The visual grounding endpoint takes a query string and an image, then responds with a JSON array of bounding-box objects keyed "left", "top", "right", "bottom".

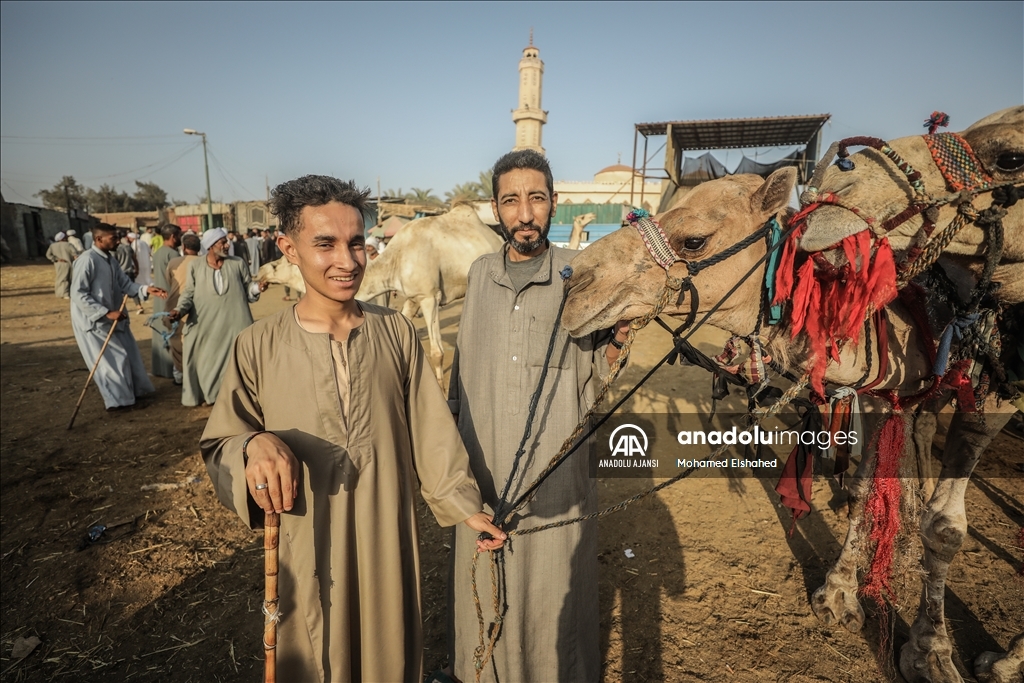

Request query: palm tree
[
  {"left": 445, "top": 182, "right": 484, "bottom": 205},
  {"left": 477, "top": 170, "right": 494, "bottom": 199},
  {"left": 408, "top": 187, "right": 443, "bottom": 206}
]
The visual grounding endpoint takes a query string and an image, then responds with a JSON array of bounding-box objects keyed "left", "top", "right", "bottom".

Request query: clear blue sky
[{"left": 1, "top": 1, "right": 1021, "bottom": 206}]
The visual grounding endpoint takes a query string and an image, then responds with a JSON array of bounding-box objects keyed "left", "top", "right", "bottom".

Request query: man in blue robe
[{"left": 70, "top": 224, "right": 167, "bottom": 409}]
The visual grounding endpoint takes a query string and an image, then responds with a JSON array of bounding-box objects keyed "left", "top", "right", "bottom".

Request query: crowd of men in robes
[
  {"left": 67, "top": 222, "right": 267, "bottom": 410},
  {"left": 54, "top": 152, "right": 629, "bottom": 681}
]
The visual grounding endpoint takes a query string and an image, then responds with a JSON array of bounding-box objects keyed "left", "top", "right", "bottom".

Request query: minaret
[{"left": 512, "top": 30, "right": 546, "bottom": 154}]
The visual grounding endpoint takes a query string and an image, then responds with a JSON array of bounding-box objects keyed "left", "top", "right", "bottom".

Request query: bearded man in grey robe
[
  {"left": 70, "top": 224, "right": 167, "bottom": 409},
  {"left": 447, "top": 150, "right": 629, "bottom": 682},
  {"left": 169, "top": 228, "right": 267, "bottom": 406},
  {"left": 150, "top": 224, "right": 182, "bottom": 378}
]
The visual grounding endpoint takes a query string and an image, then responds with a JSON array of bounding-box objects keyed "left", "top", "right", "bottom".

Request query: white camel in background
[
  {"left": 568, "top": 212, "right": 596, "bottom": 250},
  {"left": 359, "top": 204, "right": 504, "bottom": 380}
]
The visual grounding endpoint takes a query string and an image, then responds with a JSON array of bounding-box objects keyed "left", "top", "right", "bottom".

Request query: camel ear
[{"left": 749, "top": 167, "right": 797, "bottom": 216}]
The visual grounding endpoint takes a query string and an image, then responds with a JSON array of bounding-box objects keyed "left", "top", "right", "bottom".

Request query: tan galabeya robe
[{"left": 201, "top": 304, "right": 484, "bottom": 682}]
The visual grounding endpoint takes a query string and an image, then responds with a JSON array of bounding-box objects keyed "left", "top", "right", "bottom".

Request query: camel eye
[
  {"left": 995, "top": 151, "right": 1024, "bottom": 172},
  {"left": 683, "top": 237, "right": 707, "bottom": 251}
]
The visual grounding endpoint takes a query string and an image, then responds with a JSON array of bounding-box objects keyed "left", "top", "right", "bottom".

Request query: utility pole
[{"left": 184, "top": 129, "right": 214, "bottom": 232}]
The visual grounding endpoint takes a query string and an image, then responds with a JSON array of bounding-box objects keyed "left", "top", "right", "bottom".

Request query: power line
[
  {"left": 1, "top": 179, "right": 35, "bottom": 204},
  {"left": 79, "top": 143, "right": 201, "bottom": 182},
  {"left": 1, "top": 133, "right": 184, "bottom": 140},
  {"left": 206, "top": 144, "right": 259, "bottom": 199},
  {"left": 1, "top": 139, "right": 197, "bottom": 147}
]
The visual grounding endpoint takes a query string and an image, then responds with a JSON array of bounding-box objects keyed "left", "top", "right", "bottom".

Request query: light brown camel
[
  {"left": 563, "top": 149, "right": 1021, "bottom": 681},
  {"left": 568, "top": 212, "right": 596, "bottom": 250},
  {"left": 359, "top": 204, "right": 504, "bottom": 380},
  {"left": 257, "top": 256, "right": 306, "bottom": 295}
]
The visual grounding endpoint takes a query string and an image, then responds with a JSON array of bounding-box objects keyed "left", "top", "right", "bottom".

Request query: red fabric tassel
[
  {"left": 773, "top": 224, "right": 804, "bottom": 305},
  {"left": 805, "top": 283, "right": 828, "bottom": 397},
  {"left": 860, "top": 410, "right": 906, "bottom": 606},
  {"left": 774, "top": 442, "right": 814, "bottom": 529},
  {"left": 867, "top": 238, "right": 898, "bottom": 312},
  {"left": 942, "top": 362, "right": 977, "bottom": 413},
  {"left": 789, "top": 258, "right": 817, "bottom": 338}
]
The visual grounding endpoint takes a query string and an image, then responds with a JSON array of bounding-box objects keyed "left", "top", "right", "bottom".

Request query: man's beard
[{"left": 499, "top": 216, "right": 550, "bottom": 255}]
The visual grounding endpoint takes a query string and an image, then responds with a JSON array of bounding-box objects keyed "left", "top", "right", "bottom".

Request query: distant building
[
  {"left": 171, "top": 202, "right": 233, "bottom": 233},
  {"left": 234, "top": 201, "right": 280, "bottom": 234},
  {"left": 512, "top": 34, "right": 546, "bottom": 154},
  {"left": 554, "top": 164, "right": 664, "bottom": 211},
  {"left": 93, "top": 210, "right": 166, "bottom": 230},
  {"left": 0, "top": 193, "right": 96, "bottom": 259}
]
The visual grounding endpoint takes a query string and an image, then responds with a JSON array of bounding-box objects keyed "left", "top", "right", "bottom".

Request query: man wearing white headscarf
[
  {"left": 66, "top": 229, "right": 84, "bottom": 254},
  {"left": 45, "top": 232, "right": 77, "bottom": 298},
  {"left": 168, "top": 228, "right": 268, "bottom": 406}
]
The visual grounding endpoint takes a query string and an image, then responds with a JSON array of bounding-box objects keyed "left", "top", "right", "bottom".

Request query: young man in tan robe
[
  {"left": 447, "top": 150, "right": 629, "bottom": 682},
  {"left": 200, "top": 175, "right": 504, "bottom": 682}
]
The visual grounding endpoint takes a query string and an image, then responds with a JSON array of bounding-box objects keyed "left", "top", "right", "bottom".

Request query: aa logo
[{"left": 608, "top": 424, "right": 648, "bottom": 458}]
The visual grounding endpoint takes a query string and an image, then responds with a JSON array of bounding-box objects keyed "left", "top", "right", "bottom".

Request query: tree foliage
[
  {"left": 36, "top": 177, "right": 171, "bottom": 213},
  {"left": 35, "top": 176, "right": 88, "bottom": 212}
]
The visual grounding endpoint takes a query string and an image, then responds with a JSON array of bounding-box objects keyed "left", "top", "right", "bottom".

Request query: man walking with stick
[{"left": 70, "top": 223, "right": 166, "bottom": 410}]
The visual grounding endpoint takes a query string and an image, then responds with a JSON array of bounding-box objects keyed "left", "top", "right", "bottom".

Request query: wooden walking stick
[
  {"left": 263, "top": 511, "right": 281, "bottom": 683},
  {"left": 68, "top": 294, "right": 129, "bottom": 429}
]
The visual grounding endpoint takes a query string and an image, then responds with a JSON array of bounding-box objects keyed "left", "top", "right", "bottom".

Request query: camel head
[
  {"left": 799, "top": 107, "right": 1024, "bottom": 299},
  {"left": 256, "top": 256, "right": 306, "bottom": 294},
  {"left": 563, "top": 168, "right": 797, "bottom": 337},
  {"left": 568, "top": 212, "right": 598, "bottom": 250},
  {"left": 573, "top": 212, "right": 597, "bottom": 228}
]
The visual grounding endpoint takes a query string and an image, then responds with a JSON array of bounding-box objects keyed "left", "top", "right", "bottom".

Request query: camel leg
[
  {"left": 899, "top": 398, "right": 1015, "bottom": 683},
  {"left": 976, "top": 632, "right": 1024, "bottom": 683},
  {"left": 400, "top": 298, "right": 420, "bottom": 319},
  {"left": 912, "top": 398, "right": 946, "bottom": 503},
  {"left": 419, "top": 292, "right": 444, "bottom": 382},
  {"left": 811, "top": 452, "right": 872, "bottom": 632},
  {"left": 811, "top": 409, "right": 885, "bottom": 633}
]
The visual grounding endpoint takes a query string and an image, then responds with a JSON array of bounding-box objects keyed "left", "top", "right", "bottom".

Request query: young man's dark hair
[
  {"left": 161, "top": 224, "right": 182, "bottom": 241},
  {"left": 269, "top": 175, "right": 370, "bottom": 235},
  {"left": 181, "top": 232, "right": 201, "bottom": 253},
  {"left": 91, "top": 223, "right": 117, "bottom": 238},
  {"left": 491, "top": 149, "right": 554, "bottom": 200}
]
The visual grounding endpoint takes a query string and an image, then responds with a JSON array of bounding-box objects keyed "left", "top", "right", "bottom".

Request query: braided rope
[
  {"left": 897, "top": 200, "right": 980, "bottom": 286},
  {"left": 499, "top": 275, "right": 683, "bottom": 524}
]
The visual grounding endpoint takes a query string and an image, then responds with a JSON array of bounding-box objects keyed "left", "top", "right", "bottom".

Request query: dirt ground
[{"left": 1, "top": 261, "right": 1021, "bottom": 683}]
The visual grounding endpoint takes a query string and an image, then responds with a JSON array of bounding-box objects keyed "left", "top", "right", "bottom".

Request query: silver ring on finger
[{"left": 255, "top": 483, "right": 269, "bottom": 491}]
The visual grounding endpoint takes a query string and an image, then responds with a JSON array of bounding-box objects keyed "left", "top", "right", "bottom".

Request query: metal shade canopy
[{"left": 636, "top": 114, "right": 831, "bottom": 151}]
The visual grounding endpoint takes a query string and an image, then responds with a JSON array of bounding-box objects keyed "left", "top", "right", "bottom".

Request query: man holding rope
[
  {"left": 200, "top": 175, "right": 505, "bottom": 682},
  {"left": 447, "top": 150, "right": 628, "bottom": 682},
  {"left": 70, "top": 223, "right": 167, "bottom": 410}
]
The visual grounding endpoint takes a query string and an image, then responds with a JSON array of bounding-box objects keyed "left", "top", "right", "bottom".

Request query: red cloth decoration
[
  {"left": 860, "top": 408, "right": 907, "bottom": 605},
  {"left": 774, "top": 444, "right": 814, "bottom": 525}
]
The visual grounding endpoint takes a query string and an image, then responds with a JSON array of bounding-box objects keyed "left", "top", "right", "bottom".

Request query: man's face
[
  {"left": 491, "top": 168, "right": 557, "bottom": 257},
  {"left": 279, "top": 202, "right": 366, "bottom": 305},
  {"left": 93, "top": 230, "right": 118, "bottom": 252},
  {"left": 209, "top": 237, "right": 229, "bottom": 259}
]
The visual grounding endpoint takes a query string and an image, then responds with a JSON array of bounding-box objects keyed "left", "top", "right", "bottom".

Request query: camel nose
[{"left": 567, "top": 268, "right": 595, "bottom": 296}]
